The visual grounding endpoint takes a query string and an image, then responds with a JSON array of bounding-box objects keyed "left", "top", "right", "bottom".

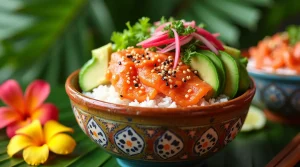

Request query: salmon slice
[
  {"left": 137, "top": 51, "right": 211, "bottom": 107},
  {"left": 107, "top": 48, "right": 212, "bottom": 106},
  {"left": 107, "top": 49, "right": 157, "bottom": 102}
]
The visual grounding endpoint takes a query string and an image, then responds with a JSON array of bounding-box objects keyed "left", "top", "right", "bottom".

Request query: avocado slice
[
  {"left": 190, "top": 52, "right": 221, "bottom": 97},
  {"left": 219, "top": 51, "right": 240, "bottom": 99},
  {"left": 199, "top": 50, "right": 226, "bottom": 94},
  {"left": 79, "top": 43, "right": 112, "bottom": 91},
  {"left": 224, "top": 45, "right": 241, "bottom": 59},
  {"left": 237, "top": 60, "right": 250, "bottom": 93}
]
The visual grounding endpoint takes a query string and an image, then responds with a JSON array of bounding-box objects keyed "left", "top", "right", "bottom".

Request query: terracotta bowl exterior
[
  {"left": 248, "top": 70, "right": 300, "bottom": 122},
  {"left": 65, "top": 70, "right": 256, "bottom": 166}
]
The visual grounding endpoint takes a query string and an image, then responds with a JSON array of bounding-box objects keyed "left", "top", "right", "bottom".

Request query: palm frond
[{"left": 0, "top": 0, "right": 272, "bottom": 84}]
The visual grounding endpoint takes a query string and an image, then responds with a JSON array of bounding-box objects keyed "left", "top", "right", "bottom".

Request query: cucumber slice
[
  {"left": 224, "top": 45, "right": 241, "bottom": 59},
  {"left": 219, "top": 51, "right": 239, "bottom": 98},
  {"left": 190, "top": 53, "right": 220, "bottom": 97},
  {"left": 199, "top": 50, "right": 226, "bottom": 94},
  {"left": 79, "top": 43, "right": 112, "bottom": 91}
]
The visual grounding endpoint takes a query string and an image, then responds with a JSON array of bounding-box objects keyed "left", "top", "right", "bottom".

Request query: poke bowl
[
  {"left": 65, "top": 17, "right": 256, "bottom": 167},
  {"left": 248, "top": 26, "right": 300, "bottom": 123}
]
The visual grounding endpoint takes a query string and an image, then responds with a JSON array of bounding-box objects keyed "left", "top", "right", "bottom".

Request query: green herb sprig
[
  {"left": 111, "top": 17, "right": 152, "bottom": 51},
  {"left": 164, "top": 20, "right": 196, "bottom": 38}
]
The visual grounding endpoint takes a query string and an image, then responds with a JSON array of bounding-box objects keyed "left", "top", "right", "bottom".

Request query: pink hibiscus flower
[{"left": 0, "top": 80, "right": 58, "bottom": 138}]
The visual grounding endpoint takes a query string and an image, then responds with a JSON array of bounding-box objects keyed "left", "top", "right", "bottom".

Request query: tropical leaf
[
  {"left": 0, "top": 0, "right": 272, "bottom": 85},
  {"left": 0, "top": 85, "right": 299, "bottom": 167}
]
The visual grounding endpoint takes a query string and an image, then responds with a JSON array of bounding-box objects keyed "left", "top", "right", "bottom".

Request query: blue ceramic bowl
[{"left": 248, "top": 69, "right": 300, "bottom": 121}]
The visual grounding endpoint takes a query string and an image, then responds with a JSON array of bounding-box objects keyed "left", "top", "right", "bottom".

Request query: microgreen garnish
[{"left": 164, "top": 20, "right": 196, "bottom": 38}]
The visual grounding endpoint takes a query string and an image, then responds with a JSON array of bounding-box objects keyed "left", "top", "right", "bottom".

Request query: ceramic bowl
[
  {"left": 65, "top": 70, "right": 256, "bottom": 167},
  {"left": 248, "top": 69, "right": 300, "bottom": 123}
]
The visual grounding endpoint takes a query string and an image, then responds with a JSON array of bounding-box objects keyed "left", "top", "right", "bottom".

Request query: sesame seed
[
  {"left": 141, "top": 86, "right": 145, "bottom": 90},
  {"left": 194, "top": 70, "right": 198, "bottom": 74},
  {"left": 185, "top": 94, "right": 189, "bottom": 98},
  {"left": 133, "top": 80, "right": 137, "bottom": 84},
  {"left": 196, "top": 84, "right": 199, "bottom": 86},
  {"left": 127, "top": 77, "right": 130, "bottom": 80},
  {"left": 112, "top": 75, "right": 116, "bottom": 79},
  {"left": 129, "top": 87, "right": 133, "bottom": 90},
  {"left": 158, "top": 59, "right": 161, "bottom": 62},
  {"left": 170, "top": 85, "right": 173, "bottom": 89},
  {"left": 174, "top": 84, "right": 178, "bottom": 88},
  {"left": 120, "top": 95, "right": 123, "bottom": 97},
  {"left": 187, "top": 69, "right": 191, "bottom": 72},
  {"left": 143, "top": 60, "right": 146, "bottom": 63},
  {"left": 168, "top": 56, "right": 172, "bottom": 59},
  {"left": 168, "top": 79, "right": 173, "bottom": 83},
  {"left": 126, "top": 72, "right": 130, "bottom": 75},
  {"left": 134, "top": 83, "right": 138, "bottom": 87},
  {"left": 166, "top": 82, "right": 169, "bottom": 86},
  {"left": 129, "top": 67, "right": 132, "bottom": 70},
  {"left": 151, "top": 58, "right": 155, "bottom": 61},
  {"left": 139, "top": 90, "right": 143, "bottom": 94},
  {"left": 118, "top": 61, "right": 122, "bottom": 65},
  {"left": 182, "top": 78, "right": 186, "bottom": 82},
  {"left": 133, "top": 76, "right": 136, "bottom": 79},
  {"left": 127, "top": 80, "right": 130, "bottom": 84},
  {"left": 139, "top": 84, "right": 142, "bottom": 87},
  {"left": 155, "top": 54, "right": 158, "bottom": 58},
  {"left": 179, "top": 62, "right": 183, "bottom": 65},
  {"left": 188, "top": 89, "right": 192, "bottom": 93},
  {"left": 151, "top": 69, "right": 155, "bottom": 73}
]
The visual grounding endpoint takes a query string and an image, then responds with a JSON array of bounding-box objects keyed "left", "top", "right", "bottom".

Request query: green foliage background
[{"left": 0, "top": 0, "right": 299, "bottom": 85}]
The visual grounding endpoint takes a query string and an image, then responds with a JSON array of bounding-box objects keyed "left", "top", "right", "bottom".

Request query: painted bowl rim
[
  {"left": 65, "top": 70, "right": 256, "bottom": 117},
  {"left": 248, "top": 69, "right": 300, "bottom": 82}
]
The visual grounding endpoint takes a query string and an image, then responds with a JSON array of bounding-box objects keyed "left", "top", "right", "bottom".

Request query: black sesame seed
[
  {"left": 134, "top": 83, "right": 139, "bottom": 87},
  {"left": 136, "top": 60, "right": 140, "bottom": 63},
  {"left": 184, "top": 79, "right": 186, "bottom": 82},
  {"left": 147, "top": 57, "right": 150, "bottom": 60},
  {"left": 118, "top": 61, "right": 122, "bottom": 65},
  {"left": 166, "top": 82, "right": 169, "bottom": 86},
  {"left": 120, "top": 95, "right": 123, "bottom": 97},
  {"left": 154, "top": 64, "right": 157, "bottom": 67},
  {"left": 126, "top": 54, "right": 132, "bottom": 58},
  {"left": 142, "top": 54, "right": 144, "bottom": 57},
  {"left": 174, "top": 85, "right": 178, "bottom": 88},
  {"left": 146, "top": 52, "right": 149, "bottom": 55}
]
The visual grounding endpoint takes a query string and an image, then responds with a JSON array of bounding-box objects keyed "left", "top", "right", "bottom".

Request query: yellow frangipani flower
[{"left": 7, "top": 120, "right": 76, "bottom": 165}]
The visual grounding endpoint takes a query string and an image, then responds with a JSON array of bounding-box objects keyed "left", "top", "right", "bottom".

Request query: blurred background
[{"left": 0, "top": 0, "right": 299, "bottom": 86}]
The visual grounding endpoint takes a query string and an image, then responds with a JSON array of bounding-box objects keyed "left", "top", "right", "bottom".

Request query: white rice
[
  {"left": 247, "top": 59, "right": 298, "bottom": 75},
  {"left": 84, "top": 85, "right": 229, "bottom": 108}
]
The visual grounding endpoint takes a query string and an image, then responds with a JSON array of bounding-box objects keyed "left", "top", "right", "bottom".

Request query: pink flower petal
[
  {"left": 6, "top": 119, "right": 31, "bottom": 138},
  {"left": 0, "top": 80, "right": 25, "bottom": 113},
  {"left": 0, "top": 107, "right": 21, "bottom": 129},
  {"left": 25, "top": 80, "right": 50, "bottom": 113},
  {"left": 31, "top": 103, "right": 59, "bottom": 124}
]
